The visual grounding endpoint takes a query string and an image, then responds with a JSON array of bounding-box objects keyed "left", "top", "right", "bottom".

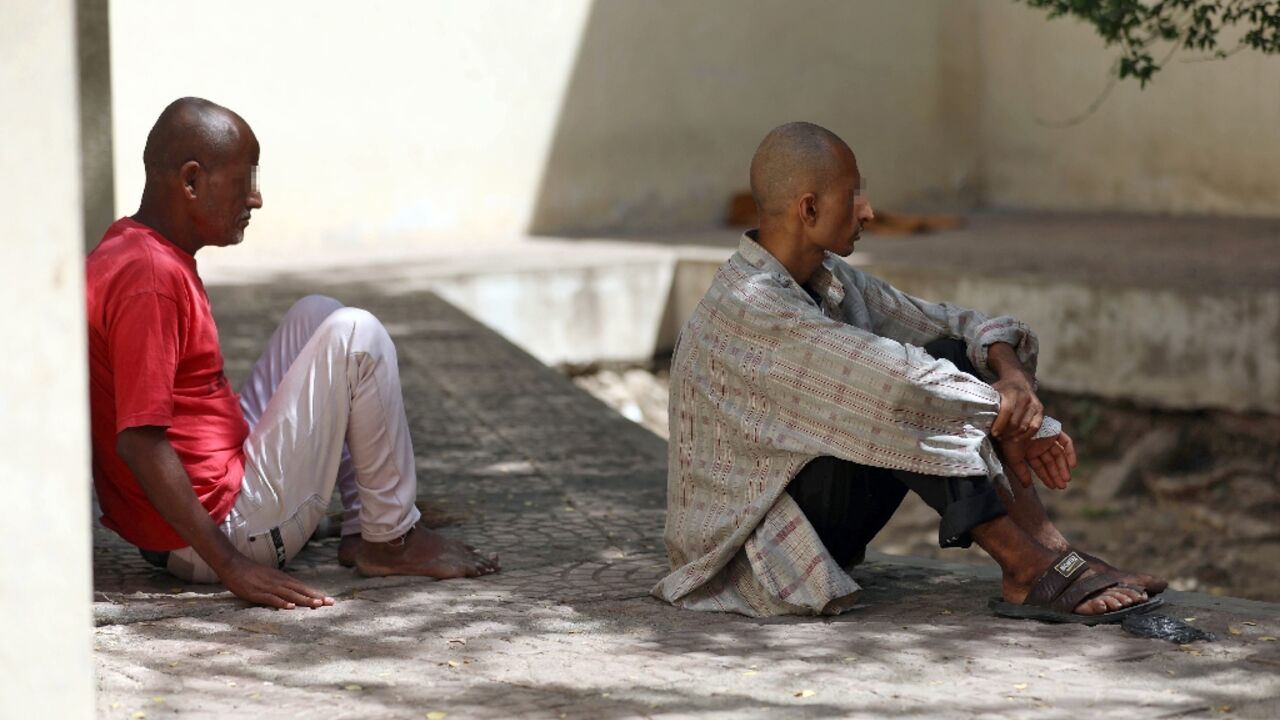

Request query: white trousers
[{"left": 166, "top": 295, "right": 422, "bottom": 583}]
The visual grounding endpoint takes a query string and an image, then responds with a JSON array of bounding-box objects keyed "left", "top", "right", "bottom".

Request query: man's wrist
[
  {"left": 987, "top": 342, "right": 1034, "bottom": 383},
  {"left": 200, "top": 535, "right": 244, "bottom": 577}
]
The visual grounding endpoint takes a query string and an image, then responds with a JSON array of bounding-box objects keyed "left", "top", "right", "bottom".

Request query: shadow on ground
[{"left": 93, "top": 283, "right": 1280, "bottom": 719}]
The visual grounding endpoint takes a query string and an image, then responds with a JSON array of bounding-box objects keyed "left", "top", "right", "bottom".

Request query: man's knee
[
  {"left": 319, "top": 306, "right": 394, "bottom": 352},
  {"left": 287, "top": 294, "right": 344, "bottom": 326}
]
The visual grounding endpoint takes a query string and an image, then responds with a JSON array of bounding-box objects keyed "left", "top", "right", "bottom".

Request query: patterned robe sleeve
[
  {"left": 760, "top": 298, "right": 1004, "bottom": 476},
  {"left": 848, "top": 268, "right": 1039, "bottom": 382}
]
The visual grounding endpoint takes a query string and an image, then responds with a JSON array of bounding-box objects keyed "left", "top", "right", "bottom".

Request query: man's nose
[
  {"left": 248, "top": 190, "right": 263, "bottom": 210},
  {"left": 860, "top": 200, "right": 875, "bottom": 223}
]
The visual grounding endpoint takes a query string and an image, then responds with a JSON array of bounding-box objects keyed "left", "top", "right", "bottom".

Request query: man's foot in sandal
[
  {"left": 990, "top": 475, "right": 1167, "bottom": 596},
  {"left": 993, "top": 549, "right": 1163, "bottom": 625},
  {"left": 1075, "top": 550, "right": 1168, "bottom": 596}
]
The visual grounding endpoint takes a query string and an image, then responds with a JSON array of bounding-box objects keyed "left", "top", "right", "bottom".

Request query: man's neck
[
  {"left": 132, "top": 203, "right": 200, "bottom": 257},
  {"left": 755, "top": 224, "right": 826, "bottom": 286}
]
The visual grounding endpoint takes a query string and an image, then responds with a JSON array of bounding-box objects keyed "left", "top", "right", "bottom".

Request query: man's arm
[
  {"left": 849, "top": 268, "right": 1040, "bottom": 382},
  {"left": 986, "top": 341, "right": 1084, "bottom": 488},
  {"left": 116, "top": 426, "right": 333, "bottom": 609},
  {"left": 986, "top": 341, "right": 1043, "bottom": 443}
]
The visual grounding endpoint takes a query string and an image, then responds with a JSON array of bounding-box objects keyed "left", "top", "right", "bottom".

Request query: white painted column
[{"left": 0, "top": 1, "right": 95, "bottom": 717}]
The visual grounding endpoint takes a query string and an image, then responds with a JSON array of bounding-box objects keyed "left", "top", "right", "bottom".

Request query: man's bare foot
[
  {"left": 338, "top": 535, "right": 360, "bottom": 568},
  {"left": 354, "top": 525, "right": 499, "bottom": 579}
]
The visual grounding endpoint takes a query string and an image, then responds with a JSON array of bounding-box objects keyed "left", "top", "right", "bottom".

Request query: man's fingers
[
  {"left": 1027, "top": 455, "right": 1057, "bottom": 489},
  {"left": 278, "top": 578, "right": 334, "bottom": 607},
  {"left": 1037, "top": 445, "right": 1070, "bottom": 489},
  {"left": 1017, "top": 409, "right": 1044, "bottom": 443},
  {"left": 1051, "top": 446, "right": 1071, "bottom": 486},
  {"left": 1061, "top": 433, "right": 1078, "bottom": 468},
  {"left": 1027, "top": 454, "right": 1048, "bottom": 482},
  {"left": 247, "top": 581, "right": 308, "bottom": 609},
  {"left": 249, "top": 589, "right": 295, "bottom": 610},
  {"left": 275, "top": 585, "right": 324, "bottom": 608},
  {"left": 991, "top": 405, "right": 1012, "bottom": 438},
  {"left": 284, "top": 578, "right": 331, "bottom": 602}
]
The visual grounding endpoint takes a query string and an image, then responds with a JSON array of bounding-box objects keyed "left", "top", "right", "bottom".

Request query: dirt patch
[{"left": 570, "top": 368, "right": 1280, "bottom": 602}]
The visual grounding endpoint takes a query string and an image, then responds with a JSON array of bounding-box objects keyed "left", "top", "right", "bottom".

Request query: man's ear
[
  {"left": 798, "top": 193, "right": 819, "bottom": 227},
  {"left": 179, "top": 160, "right": 202, "bottom": 200}
]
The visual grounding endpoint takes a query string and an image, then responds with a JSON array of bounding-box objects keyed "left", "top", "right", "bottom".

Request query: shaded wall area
[
  {"left": 531, "top": 0, "right": 1280, "bottom": 236},
  {"left": 77, "top": 0, "right": 114, "bottom": 249},
  {"left": 978, "top": 3, "right": 1280, "bottom": 217},
  {"left": 104, "top": 1, "right": 1278, "bottom": 245},
  {"left": 529, "top": 0, "right": 982, "bottom": 235}
]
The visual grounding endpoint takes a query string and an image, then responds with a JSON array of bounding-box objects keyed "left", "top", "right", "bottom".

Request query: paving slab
[{"left": 94, "top": 282, "right": 1280, "bottom": 719}]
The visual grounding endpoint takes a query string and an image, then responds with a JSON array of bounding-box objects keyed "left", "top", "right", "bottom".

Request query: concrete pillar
[{"left": 0, "top": 2, "right": 96, "bottom": 718}]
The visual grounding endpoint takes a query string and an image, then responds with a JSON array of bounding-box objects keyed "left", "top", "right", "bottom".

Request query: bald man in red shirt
[{"left": 87, "top": 97, "right": 498, "bottom": 609}]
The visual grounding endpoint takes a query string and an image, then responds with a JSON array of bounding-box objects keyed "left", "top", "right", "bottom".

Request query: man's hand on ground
[
  {"left": 999, "top": 432, "right": 1077, "bottom": 490},
  {"left": 218, "top": 555, "right": 335, "bottom": 610},
  {"left": 117, "top": 427, "right": 335, "bottom": 609}
]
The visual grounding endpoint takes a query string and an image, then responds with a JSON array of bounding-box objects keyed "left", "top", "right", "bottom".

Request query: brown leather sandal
[
  {"left": 989, "top": 550, "right": 1164, "bottom": 626},
  {"left": 1077, "top": 550, "right": 1167, "bottom": 595}
]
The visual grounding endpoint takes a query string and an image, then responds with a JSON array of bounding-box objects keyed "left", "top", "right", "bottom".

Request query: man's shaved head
[
  {"left": 133, "top": 97, "right": 262, "bottom": 254},
  {"left": 747, "top": 122, "right": 873, "bottom": 273},
  {"left": 142, "top": 97, "right": 252, "bottom": 176},
  {"left": 750, "top": 122, "right": 855, "bottom": 217}
]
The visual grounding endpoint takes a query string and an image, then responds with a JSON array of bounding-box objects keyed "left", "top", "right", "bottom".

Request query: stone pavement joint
[{"left": 93, "top": 283, "right": 1280, "bottom": 719}]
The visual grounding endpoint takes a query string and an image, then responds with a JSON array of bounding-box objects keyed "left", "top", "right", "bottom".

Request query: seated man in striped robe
[{"left": 652, "top": 122, "right": 1164, "bottom": 623}]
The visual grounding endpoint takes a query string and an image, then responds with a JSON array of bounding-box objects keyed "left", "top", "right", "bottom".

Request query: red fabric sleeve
[{"left": 110, "top": 290, "right": 181, "bottom": 432}]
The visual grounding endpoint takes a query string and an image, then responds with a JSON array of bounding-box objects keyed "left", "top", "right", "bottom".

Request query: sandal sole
[{"left": 988, "top": 596, "right": 1164, "bottom": 626}]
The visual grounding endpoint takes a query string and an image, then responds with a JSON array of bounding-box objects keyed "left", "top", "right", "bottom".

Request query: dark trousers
[{"left": 785, "top": 338, "right": 1007, "bottom": 567}]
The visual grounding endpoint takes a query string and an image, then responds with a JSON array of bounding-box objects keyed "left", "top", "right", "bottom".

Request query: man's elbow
[{"left": 116, "top": 426, "right": 165, "bottom": 466}]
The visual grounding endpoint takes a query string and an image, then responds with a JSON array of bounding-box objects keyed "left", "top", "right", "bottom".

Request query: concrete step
[{"left": 199, "top": 210, "right": 1280, "bottom": 412}]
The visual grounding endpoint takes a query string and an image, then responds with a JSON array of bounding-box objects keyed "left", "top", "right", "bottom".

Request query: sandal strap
[
  {"left": 1050, "top": 568, "right": 1127, "bottom": 614},
  {"left": 1024, "top": 551, "right": 1091, "bottom": 607}
]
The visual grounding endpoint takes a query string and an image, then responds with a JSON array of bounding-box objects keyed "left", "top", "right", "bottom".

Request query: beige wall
[
  {"left": 109, "top": 0, "right": 593, "bottom": 250},
  {"left": 108, "top": 0, "right": 981, "bottom": 247},
  {"left": 0, "top": 1, "right": 95, "bottom": 717},
  {"left": 107, "top": 1, "right": 1278, "bottom": 252},
  {"left": 528, "top": 0, "right": 983, "bottom": 233},
  {"left": 977, "top": 3, "right": 1280, "bottom": 217}
]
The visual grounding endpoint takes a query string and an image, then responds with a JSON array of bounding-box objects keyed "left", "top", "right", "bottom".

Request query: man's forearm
[
  {"left": 116, "top": 427, "right": 241, "bottom": 575},
  {"left": 986, "top": 341, "right": 1034, "bottom": 384}
]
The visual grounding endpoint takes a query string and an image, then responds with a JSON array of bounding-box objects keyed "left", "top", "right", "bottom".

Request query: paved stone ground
[{"left": 94, "top": 283, "right": 1280, "bottom": 719}]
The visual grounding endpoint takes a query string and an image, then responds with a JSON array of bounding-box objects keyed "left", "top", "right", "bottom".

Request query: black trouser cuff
[
  {"left": 936, "top": 485, "right": 1007, "bottom": 549},
  {"left": 892, "top": 469, "right": 1008, "bottom": 550}
]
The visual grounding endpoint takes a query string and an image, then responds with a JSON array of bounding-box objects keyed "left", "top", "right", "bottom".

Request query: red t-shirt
[{"left": 86, "top": 218, "right": 248, "bottom": 550}]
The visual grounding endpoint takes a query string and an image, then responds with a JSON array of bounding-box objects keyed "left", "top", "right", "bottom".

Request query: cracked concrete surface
[{"left": 94, "top": 284, "right": 1280, "bottom": 719}]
